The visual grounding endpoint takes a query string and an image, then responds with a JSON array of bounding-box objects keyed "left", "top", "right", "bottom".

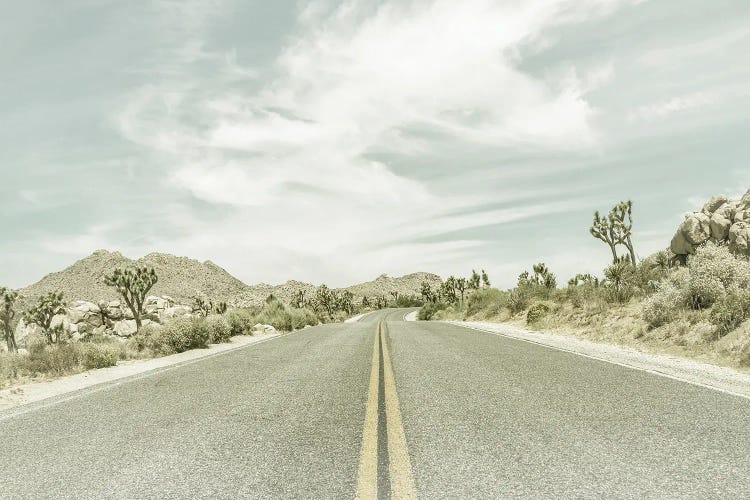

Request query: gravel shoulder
[
  {"left": 0, "top": 334, "right": 279, "bottom": 412},
  {"left": 445, "top": 320, "right": 750, "bottom": 400}
]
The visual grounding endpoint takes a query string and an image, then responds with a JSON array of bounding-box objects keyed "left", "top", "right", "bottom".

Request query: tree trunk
[
  {"left": 6, "top": 332, "right": 18, "bottom": 354},
  {"left": 626, "top": 236, "right": 637, "bottom": 266},
  {"left": 609, "top": 244, "right": 618, "bottom": 264}
]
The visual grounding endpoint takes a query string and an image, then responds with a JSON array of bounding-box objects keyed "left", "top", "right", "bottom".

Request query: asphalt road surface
[{"left": 2, "top": 309, "right": 749, "bottom": 499}]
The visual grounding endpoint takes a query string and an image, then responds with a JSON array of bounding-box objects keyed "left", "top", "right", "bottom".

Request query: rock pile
[
  {"left": 15, "top": 295, "right": 194, "bottom": 344},
  {"left": 671, "top": 189, "right": 750, "bottom": 258}
]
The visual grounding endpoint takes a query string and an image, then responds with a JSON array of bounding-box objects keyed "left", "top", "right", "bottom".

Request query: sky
[{"left": 2, "top": 0, "right": 750, "bottom": 290}]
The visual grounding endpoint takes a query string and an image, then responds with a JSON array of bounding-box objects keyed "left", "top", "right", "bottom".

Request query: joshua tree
[
  {"left": 481, "top": 269, "right": 491, "bottom": 288},
  {"left": 104, "top": 267, "right": 158, "bottom": 330},
  {"left": 441, "top": 276, "right": 458, "bottom": 304},
  {"left": 590, "top": 200, "right": 637, "bottom": 265},
  {"left": 469, "top": 270, "right": 481, "bottom": 290},
  {"left": 519, "top": 264, "right": 557, "bottom": 290},
  {"left": 420, "top": 282, "right": 436, "bottom": 304},
  {"left": 0, "top": 287, "right": 19, "bottom": 353},
  {"left": 337, "top": 291, "right": 355, "bottom": 315},
  {"left": 192, "top": 297, "right": 213, "bottom": 317},
  {"left": 290, "top": 290, "right": 306, "bottom": 309},
  {"left": 361, "top": 296, "right": 371, "bottom": 308},
  {"left": 315, "top": 285, "right": 336, "bottom": 316},
  {"left": 24, "top": 291, "right": 66, "bottom": 345},
  {"left": 567, "top": 273, "right": 599, "bottom": 287},
  {"left": 214, "top": 302, "right": 228, "bottom": 315},
  {"left": 456, "top": 277, "right": 468, "bottom": 303}
]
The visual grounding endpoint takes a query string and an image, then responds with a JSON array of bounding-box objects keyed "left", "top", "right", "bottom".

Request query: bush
[
  {"left": 226, "top": 309, "right": 254, "bottom": 336},
  {"left": 507, "top": 289, "right": 530, "bottom": 314},
  {"left": 710, "top": 287, "right": 750, "bottom": 337},
  {"left": 134, "top": 317, "right": 210, "bottom": 356},
  {"left": 603, "top": 260, "right": 638, "bottom": 303},
  {"left": 465, "top": 288, "right": 507, "bottom": 317},
  {"left": 642, "top": 282, "right": 683, "bottom": 328},
  {"left": 526, "top": 303, "right": 550, "bottom": 324},
  {"left": 205, "top": 315, "right": 231, "bottom": 343},
  {"left": 255, "top": 299, "right": 319, "bottom": 331},
  {"left": 79, "top": 343, "right": 119, "bottom": 369},
  {"left": 418, "top": 302, "right": 447, "bottom": 320}
]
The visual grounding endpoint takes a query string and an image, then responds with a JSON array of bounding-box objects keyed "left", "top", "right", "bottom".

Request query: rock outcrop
[{"left": 671, "top": 189, "right": 750, "bottom": 258}]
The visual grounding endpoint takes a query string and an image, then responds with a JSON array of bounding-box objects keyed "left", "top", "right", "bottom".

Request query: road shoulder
[
  {"left": 445, "top": 320, "right": 750, "bottom": 399},
  {"left": 0, "top": 334, "right": 279, "bottom": 412}
]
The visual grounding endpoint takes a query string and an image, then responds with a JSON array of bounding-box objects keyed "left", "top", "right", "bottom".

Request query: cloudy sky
[{"left": 2, "top": 0, "right": 749, "bottom": 289}]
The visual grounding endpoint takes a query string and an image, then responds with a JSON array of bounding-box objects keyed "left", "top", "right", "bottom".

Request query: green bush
[
  {"left": 710, "top": 287, "right": 750, "bottom": 337},
  {"left": 134, "top": 317, "right": 209, "bottom": 356},
  {"left": 205, "top": 315, "right": 231, "bottom": 343},
  {"left": 603, "top": 260, "right": 639, "bottom": 303},
  {"left": 526, "top": 303, "right": 550, "bottom": 324},
  {"left": 255, "top": 299, "right": 319, "bottom": 331},
  {"left": 642, "top": 282, "right": 683, "bottom": 328},
  {"left": 79, "top": 343, "right": 119, "bottom": 369},
  {"left": 465, "top": 288, "right": 507, "bottom": 317},
  {"left": 507, "top": 289, "right": 530, "bottom": 314},
  {"left": 418, "top": 302, "right": 447, "bottom": 320},
  {"left": 226, "top": 309, "right": 255, "bottom": 336}
]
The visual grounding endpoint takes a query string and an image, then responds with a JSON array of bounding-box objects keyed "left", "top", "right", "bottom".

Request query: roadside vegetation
[
  {"left": 1, "top": 264, "right": 425, "bottom": 389},
  {"left": 419, "top": 200, "right": 750, "bottom": 369}
]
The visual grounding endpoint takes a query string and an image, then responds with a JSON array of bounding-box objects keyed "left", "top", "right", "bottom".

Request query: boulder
[
  {"left": 679, "top": 213, "right": 711, "bottom": 246},
  {"left": 702, "top": 195, "right": 729, "bottom": 215},
  {"left": 670, "top": 230, "right": 694, "bottom": 255},
  {"left": 14, "top": 319, "right": 42, "bottom": 343},
  {"left": 66, "top": 309, "right": 86, "bottom": 325},
  {"left": 160, "top": 305, "right": 191, "bottom": 321},
  {"left": 73, "top": 301, "right": 100, "bottom": 314},
  {"left": 113, "top": 319, "right": 138, "bottom": 337},
  {"left": 729, "top": 222, "right": 750, "bottom": 256},
  {"left": 710, "top": 213, "right": 732, "bottom": 240},
  {"left": 253, "top": 323, "right": 277, "bottom": 335},
  {"left": 50, "top": 314, "right": 72, "bottom": 332},
  {"left": 740, "top": 189, "right": 750, "bottom": 209}
]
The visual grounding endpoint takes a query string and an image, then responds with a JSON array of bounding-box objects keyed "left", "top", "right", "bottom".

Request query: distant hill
[{"left": 18, "top": 250, "right": 441, "bottom": 307}]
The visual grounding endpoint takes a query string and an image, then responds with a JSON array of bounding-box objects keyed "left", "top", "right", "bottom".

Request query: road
[{"left": 2, "top": 309, "right": 750, "bottom": 499}]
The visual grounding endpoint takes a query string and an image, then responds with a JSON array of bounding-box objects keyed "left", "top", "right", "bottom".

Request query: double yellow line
[{"left": 357, "top": 322, "right": 416, "bottom": 499}]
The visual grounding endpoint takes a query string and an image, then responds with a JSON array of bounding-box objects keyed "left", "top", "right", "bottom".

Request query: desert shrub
[
  {"left": 226, "top": 309, "right": 254, "bottom": 336},
  {"left": 255, "top": 299, "right": 319, "bottom": 331},
  {"left": 79, "top": 343, "right": 119, "bottom": 369},
  {"left": 19, "top": 344, "right": 80, "bottom": 376},
  {"left": 507, "top": 289, "right": 530, "bottom": 314},
  {"left": 205, "top": 315, "right": 231, "bottom": 343},
  {"left": 418, "top": 302, "right": 447, "bottom": 320},
  {"left": 526, "top": 303, "right": 550, "bottom": 324},
  {"left": 465, "top": 288, "right": 507, "bottom": 317},
  {"left": 710, "top": 287, "right": 750, "bottom": 337},
  {"left": 642, "top": 282, "right": 684, "bottom": 328},
  {"left": 603, "top": 260, "right": 639, "bottom": 303},
  {"left": 134, "top": 317, "right": 209, "bottom": 356},
  {"left": 684, "top": 242, "right": 750, "bottom": 309}
]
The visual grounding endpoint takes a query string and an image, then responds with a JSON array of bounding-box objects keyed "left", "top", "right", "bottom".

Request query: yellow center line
[
  {"left": 356, "top": 323, "right": 381, "bottom": 499},
  {"left": 380, "top": 322, "right": 417, "bottom": 500},
  {"left": 357, "top": 321, "right": 418, "bottom": 499}
]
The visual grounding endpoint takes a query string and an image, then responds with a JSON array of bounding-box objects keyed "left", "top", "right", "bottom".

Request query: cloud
[
  {"left": 628, "top": 91, "right": 722, "bottom": 122},
  {"left": 109, "top": 0, "right": 640, "bottom": 284}
]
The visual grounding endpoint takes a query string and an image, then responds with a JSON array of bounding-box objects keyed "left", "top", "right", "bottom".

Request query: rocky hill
[
  {"left": 18, "top": 250, "right": 441, "bottom": 307},
  {"left": 671, "top": 188, "right": 750, "bottom": 258}
]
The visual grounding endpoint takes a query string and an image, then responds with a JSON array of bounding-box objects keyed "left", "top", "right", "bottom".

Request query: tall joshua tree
[
  {"left": 590, "top": 200, "right": 637, "bottom": 265},
  {"left": 0, "top": 287, "right": 19, "bottom": 353},
  {"left": 104, "top": 267, "right": 158, "bottom": 330}
]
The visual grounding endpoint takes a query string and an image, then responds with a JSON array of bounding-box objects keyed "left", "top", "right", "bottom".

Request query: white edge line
[
  {"left": 0, "top": 327, "right": 318, "bottom": 422},
  {"left": 446, "top": 321, "right": 750, "bottom": 402}
]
